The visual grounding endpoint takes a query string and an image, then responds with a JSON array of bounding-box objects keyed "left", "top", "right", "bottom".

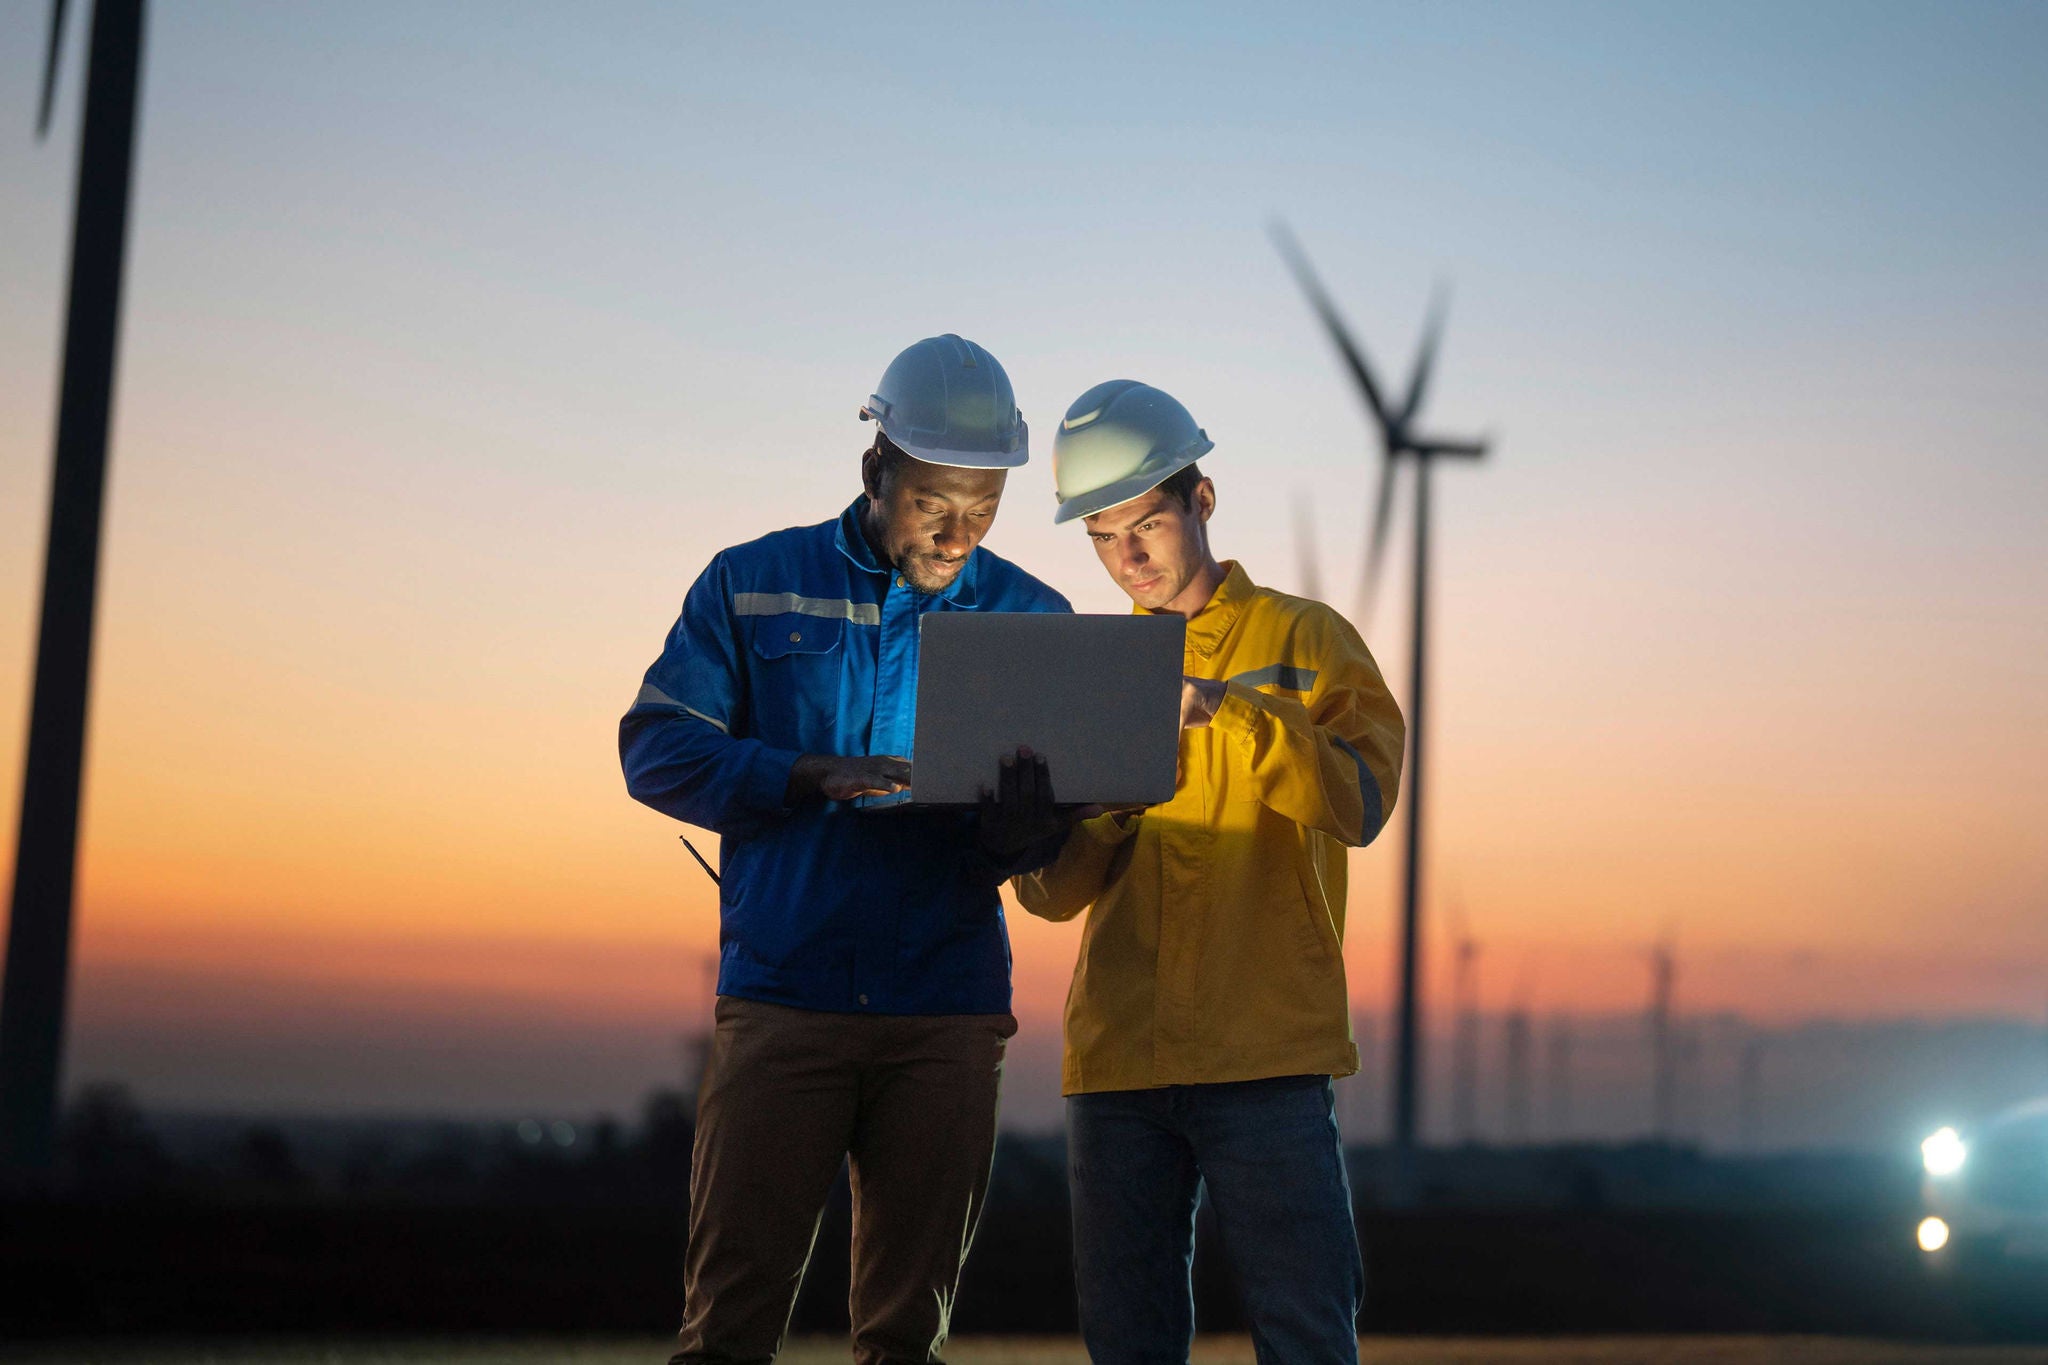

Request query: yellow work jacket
[{"left": 1013, "top": 562, "right": 1405, "bottom": 1094}]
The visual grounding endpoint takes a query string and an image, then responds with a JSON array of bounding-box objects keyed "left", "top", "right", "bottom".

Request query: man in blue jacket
[{"left": 620, "top": 335, "right": 1072, "bottom": 1365}]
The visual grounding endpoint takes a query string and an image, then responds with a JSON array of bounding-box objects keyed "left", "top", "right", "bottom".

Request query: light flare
[{"left": 1922, "top": 1126, "right": 1967, "bottom": 1177}]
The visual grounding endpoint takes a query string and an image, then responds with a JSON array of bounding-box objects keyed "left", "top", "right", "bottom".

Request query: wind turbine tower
[
  {"left": 1544, "top": 1014, "right": 1574, "bottom": 1140},
  {"left": 1448, "top": 911, "right": 1481, "bottom": 1145},
  {"left": 1647, "top": 939, "right": 1678, "bottom": 1142},
  {"left": 1274, "top": 222, "right": 1492, "bottom": 1184},
  {"left": 1737, "top": 1034, "right": 1766, "bottom": 1152},
  {"left": 2, "top": 0, "right": 149, "bottom": 1178},
  {"left": 1502, "top": 1000, "right": 1533, "bottom": 1145}
]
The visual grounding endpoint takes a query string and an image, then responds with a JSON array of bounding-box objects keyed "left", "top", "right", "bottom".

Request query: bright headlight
[
  {"left": 1922, "top": 1126, "right": 1967, "bottom": 1177},
  {"left": 1918, "top": 1216, "right": 1951, "bottom": 1252}
]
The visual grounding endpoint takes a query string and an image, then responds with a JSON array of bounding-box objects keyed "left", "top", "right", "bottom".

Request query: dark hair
[{"left": 1156, "top": 461, "right": 1205, "bottom": 510}]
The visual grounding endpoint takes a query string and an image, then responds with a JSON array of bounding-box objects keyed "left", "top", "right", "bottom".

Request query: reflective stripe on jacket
[
  {"left": 1013, "top": 561, "right": 1404, "bottom": 1092},
  {"left": 621, "top": 496, "right": 1072, "bottom": 1015}
]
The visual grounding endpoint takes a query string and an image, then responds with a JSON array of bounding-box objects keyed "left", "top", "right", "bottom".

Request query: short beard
[{"left": 894, "top": 553, "right": 964, "bottom": 595}]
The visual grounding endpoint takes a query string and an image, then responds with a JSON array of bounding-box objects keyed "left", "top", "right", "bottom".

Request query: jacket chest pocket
[
  {"left": 753, "top": 613, "right": 845, "bottom": 661},
  {"left": 749, "top": 614, "right": 848, "bottom": 744}
]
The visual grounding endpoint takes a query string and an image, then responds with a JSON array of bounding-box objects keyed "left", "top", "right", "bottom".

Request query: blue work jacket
[{"left": 620, "top": 496, "right": 1072, "bottom": 1015}]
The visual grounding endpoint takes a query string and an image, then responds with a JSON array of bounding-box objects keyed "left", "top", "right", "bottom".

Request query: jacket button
[
  {"left": 789, "top": 631, "right": 802, "bottom": 643},
  {"left": 895, "top": 576, "right": 905, "bottom": 588},
  {"left": 858, "top": 994, "right": 869, "bottom": 1006}
]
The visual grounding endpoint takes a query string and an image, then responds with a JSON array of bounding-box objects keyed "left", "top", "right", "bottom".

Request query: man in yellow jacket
[{"left": 1015, "top": 380, "right": 1405, "bottom": 1364}]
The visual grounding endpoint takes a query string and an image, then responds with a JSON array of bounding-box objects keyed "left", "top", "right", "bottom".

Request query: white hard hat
[
  {"left": 1050, "top": 380, "right": 1213, "bottom": 525},
  {"left": 859, "top": 334, "right": 1028, "bottom": 469}
]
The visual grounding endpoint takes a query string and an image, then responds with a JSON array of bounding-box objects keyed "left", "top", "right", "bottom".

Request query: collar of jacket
[
  {"left": 1136, "top": 559, "right": 1251, "bottom": 660},
  {"left": 832, "top": 495, "right": 983, "bottom": 607}
]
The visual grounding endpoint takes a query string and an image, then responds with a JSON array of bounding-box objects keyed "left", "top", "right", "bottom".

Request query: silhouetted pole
[
  {"left": 1503, "top": 1007, "right": 1532, "bottom": 1144},
  {"left": 1737, "top": 1036, "right": 1765, "bottom": 1151},
  {"left": 1647, "top": 945, "right": 1676, "bottom": 1142},
  {"left": 1449, "top": 932, "right": 1479, "bottom": 1144},
  {"left": 1673, "top": 1025, "right": 1699, "bottom": 1144},
  {"left": 1, "top": 0, "right": 148, "bottom": 1177},
  {"left": 1544, "top": 1015, "right": 1573, "bottom": 1139},
  {"left": 1391, "top": 457, "right": 1432, "bottom": 1184}
]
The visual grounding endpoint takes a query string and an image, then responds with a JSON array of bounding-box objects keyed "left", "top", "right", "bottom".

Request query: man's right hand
[{"left": 788, "top": 753, "right": 912, "bottom": 804}]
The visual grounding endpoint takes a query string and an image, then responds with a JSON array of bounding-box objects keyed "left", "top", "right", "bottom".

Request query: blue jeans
[{"left": 1067, "top": 1074, "right": 1363, "bottom": 1365}]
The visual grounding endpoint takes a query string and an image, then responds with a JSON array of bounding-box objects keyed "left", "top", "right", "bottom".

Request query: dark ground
[
  {"left": 6, "top": 1189, "right": 2044, "bottom": 1341},
  {"left": 7, "top": 1095, "right": 2046, "bottom": 1345}
]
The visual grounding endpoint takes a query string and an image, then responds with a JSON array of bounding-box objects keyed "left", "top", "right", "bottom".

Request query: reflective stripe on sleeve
[
  {"left": 1229, "top": 663, "right": 1319, "bottom": 692},
  {"left": 1333, "top": 736, "right": 1382, "bottom": 845},
  {"left": 683, "top": 705, "right": 731, "bottom": 734},
  {"left": 633, "top": 681, "right": 730, "bottom": 734}
]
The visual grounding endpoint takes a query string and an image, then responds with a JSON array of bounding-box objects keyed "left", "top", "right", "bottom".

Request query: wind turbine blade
[
  {"left": 1358, "top": 455, "right": 1398, "bottom": 625},
  {"left": 37, "top": 0, "right": 70, "bottom": 139},
  {"left": 1293, "top": 492, "right": 1324, "bottom": 602},
  {"left": 1400, "top": 280, "right": 1450, "bottom": 426},
  {"left": 1270, "top": 219, "right": 1394, "bottom": 432}
]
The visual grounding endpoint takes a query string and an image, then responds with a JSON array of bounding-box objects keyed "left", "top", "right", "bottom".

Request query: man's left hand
[{"left": 1180, "top": 675, "right": 1226, "bottom": 730}]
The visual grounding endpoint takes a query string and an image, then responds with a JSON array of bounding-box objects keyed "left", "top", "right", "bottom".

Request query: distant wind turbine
[
  {"left": 1543, "top": 1013, "right": 1574, "bottom": 1141},
  {"left": 1, "top": 0, "right": 148, "bottom": 1178},
  {"left": 1501, "top": 1006, "right": 1533, "bottom": 1146},
  {"left": 1647, "top": 934, "right": 1678, "bottom": 1143},
  {"left": 1273, "top": 220, "right": 1492, "bottom": 1184},
  {"left": 1502, "top": 959, "right": 1536, "bottom": 1145},
  {"left": 1448, "top": 906, "right": 1480, "bottom": 1146}
]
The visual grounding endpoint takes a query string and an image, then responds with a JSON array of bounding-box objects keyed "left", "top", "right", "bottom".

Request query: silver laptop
[{"left": 875, "top": 612, "right": 1186, "bottom": 809}]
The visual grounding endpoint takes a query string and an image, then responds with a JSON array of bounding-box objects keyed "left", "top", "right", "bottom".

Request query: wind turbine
[
  {"left": 1543, "top": 1013, "right": 1573, "bottom": 1141},
  {"left": 1447, "top": 898, "right": 1480, "bottom": 1145},
  {"left": 1272, "top": 221, "right": 1491, "bottom": 1184},
  {"left": 1501, "top": 958, "right": 1536, "bottom": 1145},
  {"left": 1647, "top": 934, "right": 1678, "bottom": 1143},
  {"left": 1449, "top": 925, "right": 1482, "bottom": 1146},
  {"left": 1, "top": 0, "right": 149, "bottom": 1177}
]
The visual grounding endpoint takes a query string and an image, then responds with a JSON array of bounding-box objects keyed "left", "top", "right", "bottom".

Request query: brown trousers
[{"left": 670, "top": 996, "right": 1018, "bottom": 1365}]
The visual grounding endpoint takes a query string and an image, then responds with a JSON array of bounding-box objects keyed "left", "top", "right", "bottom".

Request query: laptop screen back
[{"left": 907, "top": 612, "right": 1186, "bottom": 807}]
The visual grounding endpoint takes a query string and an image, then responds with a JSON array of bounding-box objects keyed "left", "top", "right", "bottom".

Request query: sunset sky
[{"left": 2, "top": 2, "right": 2044, "bottom": 1130}]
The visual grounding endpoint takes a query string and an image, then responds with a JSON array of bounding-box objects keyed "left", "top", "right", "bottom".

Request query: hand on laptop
[
  {"left": 789, "top": 753, "right": 912, "bottom": 803},
  {"left": 977, "top": 746, "right": 1101, "bottom": 859},
  {"left": 1180, "top": 675, "right": 1226, "bottom": 729}
]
